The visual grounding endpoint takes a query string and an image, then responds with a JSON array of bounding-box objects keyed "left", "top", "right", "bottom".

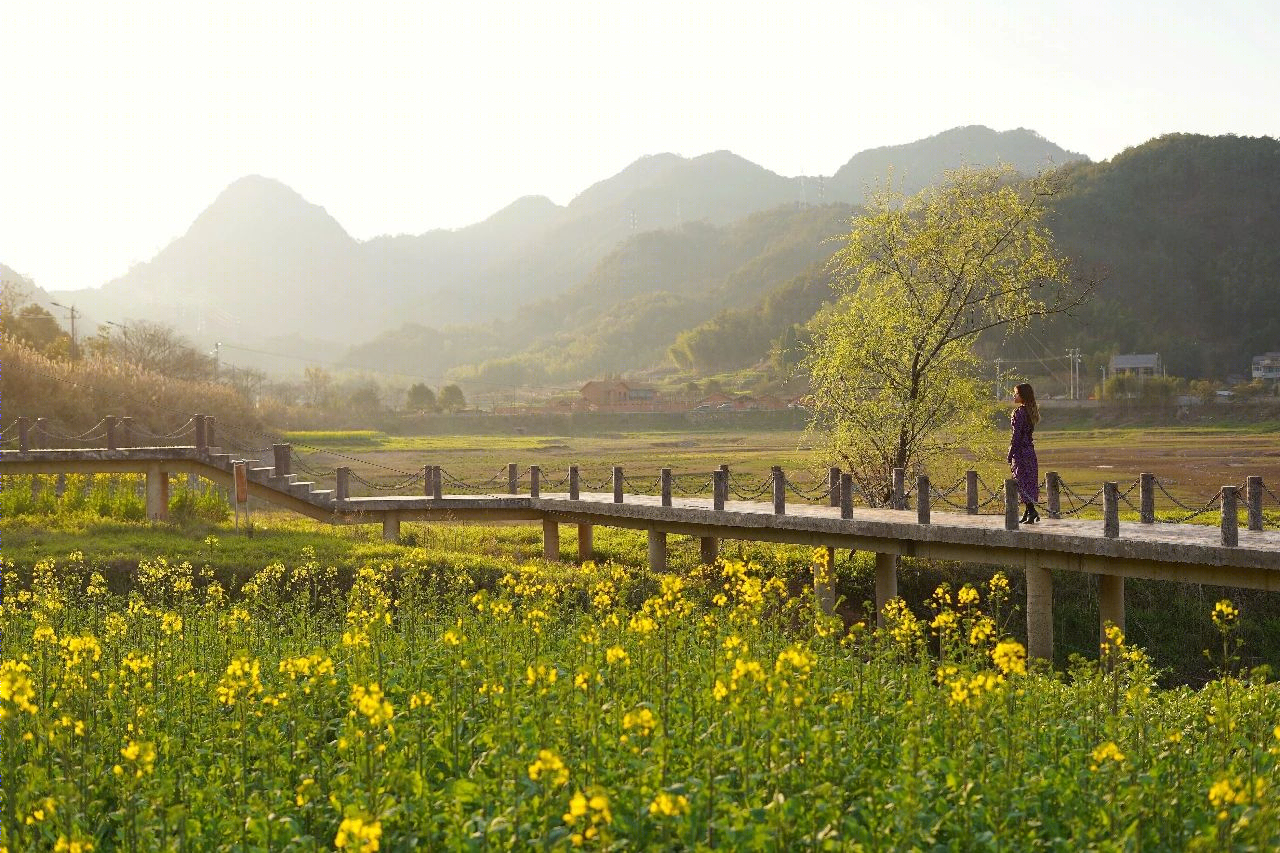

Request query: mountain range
[{"left": 38, "top": 126, "right": 1083, "bottom": 374}]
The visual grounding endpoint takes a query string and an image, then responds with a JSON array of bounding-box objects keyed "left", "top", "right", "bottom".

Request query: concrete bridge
[{"left": 3, "top": 414, "right": 1278, "bottom": 664}]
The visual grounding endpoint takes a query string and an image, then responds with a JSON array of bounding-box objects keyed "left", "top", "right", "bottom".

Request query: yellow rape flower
[
  {"left": 605, "top": 646, "right": 629, "bottom": 666},
  {"left": 1089, "top": 741, "right": 1125, "bottom": 770},
  {"left": 528, "top": 748, "right": 569, "bottom": 786},
  {"left": 349, "top": 683, "right": 394, "bottom": 728},
  {"left": 622, "top": 707, "right": 658, "bottom": 737},
  {"left": 216, "top": 655, "right": 263, "bottom": 706},
  {"left": 0, "top": 660, "right": 38, "bottom": 717},
  {"left": 649, "top": 791, "right": 690, "bottom": 817},
  {"left": 54, "top": 835, "right": 94, "bottom": 853},
  {"left": 1211, "top": 599, "right": 1238, "bottom": 630},
  {"left": 334, "top": 815, "right": 382, "bottom": 852},
  {"left": 992, "top": 640, "right": 1027, "bottom": 676}
]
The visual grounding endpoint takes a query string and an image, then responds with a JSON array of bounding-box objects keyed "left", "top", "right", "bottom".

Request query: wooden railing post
[
  {"left": 840, "top": 472, "right": 853, "bottom": 519},
  {"left": 966, "top": 470, "right": 978, "bottom": 514},
  {"left": 660, "top": 468, "right": 672, "bottom": 507},
  {"left": 569, "top": 466, "right": 580, "bottom": 500},
  {"left": 1140, "top": 473, "right": 1155, "bottom": 523},
  {"left": 1004, "top": 479, "right": 1020, "bottom": 530},
  {"left": 772, "top": 466, "right": 785, "bottom": 514},
  {"left": 17, "top": 416, "right": 30, "bottom": 452},
  {"left": 335, "top": 467, "right": 350, "bottom": 502},
  {"left": 1046, "top": 472, "right": 1061, "bottom": 519},
  {"left": 205, "top": 417, "right": 216, "bottom": 449},
  {"left": 828, "top": 466, "right": 841, "bottom": 508},
  {"left": 1103, "top": 482, "right": 1119, "bottom": 538},
  {"left": 1247, "top": 476, "right": 1263, "bottom": 532},
  {"left": 530, "top": 465, "right": 541, "bottom": 498},
  {"left": 713, "top": 469, "right": 727, "bottom": 511},
  {"left": 892, "top": 467, "right": 905, "bottom": 510},
  {"left": 424, "top": 465, "right": 434, "bottom": 497},
  {"left": 1221, "top": 486, "right": 1239, "bottom": 547},
  {"left": 272, "top": 444, "right": 291, "bottom": 477},
  {"left": 612, "top": 466, "right": 623, "bottom": 503},
  {"left": 194, "top": 415, "right": 207, "bottom": 454},
  {"left": 432, "top": 465, "right": 443, "bottom": 500},
  {"left": 917, "top": 475, "right": 930, "bottom": 524},
  {"left": 508, "top": 462, "right": 518, "bottom": 495}
]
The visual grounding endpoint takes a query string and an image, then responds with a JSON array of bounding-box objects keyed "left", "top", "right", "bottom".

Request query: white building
[
  {"left": 1109, "top": 353, "right": 1163, "bottom": 378},
  {"left": 1252, "top": 352, "right": 1280, "bottom": 381}
]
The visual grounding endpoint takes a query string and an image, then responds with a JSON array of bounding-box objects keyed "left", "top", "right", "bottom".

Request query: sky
[{"left": 2, "top": 0, "right": 1276, "bottom": 294}]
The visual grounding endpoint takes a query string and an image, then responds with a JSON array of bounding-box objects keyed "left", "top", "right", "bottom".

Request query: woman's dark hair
[{"left": 1016, "top": 382, "right": 1040, "bottom": 426}]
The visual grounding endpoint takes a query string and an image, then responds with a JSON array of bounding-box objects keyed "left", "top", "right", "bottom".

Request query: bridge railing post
[
  {"left": 432, "top": 465, "right": 442, "bottom": 500},
  {"left": 772, "top": 466, "right": 785, "bottom": 515},
  {"left": 892, "top": 467, "right": 905, "bottom": 510},
  {"left": 612, "top": 466, "right": 623, "bottom": 503},
  {"left": 713, "top": 469, "right": 727, "bottom": 511},
  {"left": 508, "top": 462, "right": 518, "bottom": 495},
  {"left": 194, "top": 415, "right": 207, "bottom": 454},
  {"left": 530, "top": 465, "right": 541, "bottom": 498},
  {"left": 1140, "top": 473, "right": 1155, "bottom": 523},
  {"left": 272, "top": 444, "right": 291, "bottom": 477},
  {"left": 660, "top": 468, "right": 672, "bottom": 507},
  {"left": 205, "top": 417, "right": 216, "bottom": 450},
  {"left": 18, "top": 416, "right": 30, "bottom": 452},
  {"left": 1247, "top": 476, "right": 1263, "bottom": 532},
  {"left": 569, "top": 466, "right": 580, "bottom": 500},
  {"left": 424, "top": 465, "right": 434, "bottom": 497},
  {"left": 1221, "top": 486, "right": 1239, "bottom": 547},
  {"left": 828, "top": 466, "right": 841, "bottom": 508},
  {"left": 917, "top": 475, "right": 930, "bottom": 524},
  {"left": 840, "top": 472, "right": 853, "bottom": 519},
  {"left": 335, "top": 467, "right": 350, "bottom": 502},
  {"left": 105, "top": 416, "right": 118, "bottom": 451},
  {"left": 966, "top": 470, "right": 978, "bottom": 515},
  {"left": 1004, "top": 479, "right": 1020, "bottom": 530},
  {"left": 1103, "top": 482, "right": 1119, "bottom": 538},
  {"left": 1046, "top": 472, "right": 1061, "bottom": 519}
]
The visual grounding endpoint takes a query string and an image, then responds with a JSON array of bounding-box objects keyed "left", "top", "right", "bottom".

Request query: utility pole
[
  {"left": 213, "top": 341, "right": 221, "bottom": 380},
  {"left": 993, "top": 358, "right": 1003, "bottom": 399},
  {"left": 50, "top": 301, "right": 80, "bottom": 357}
]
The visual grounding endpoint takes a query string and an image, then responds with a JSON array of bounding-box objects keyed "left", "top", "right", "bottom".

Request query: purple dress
[{"left": 1007, "top": 406, "right": 1039, "bottom": 504}]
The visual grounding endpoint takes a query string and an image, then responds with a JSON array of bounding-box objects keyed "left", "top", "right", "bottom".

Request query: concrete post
[
  {"left": 105, "top": 416, "right": 118, "bottom": 451},
  {"left": 17, "top": 417, "right": 30, "bottom": 452},
  {"left": 660, "top": 468, "right": 672, "bottom": 507},
  {"left": 828, "top": 467, "right": 841, "bottom": 508},
  {"left": 55, "top": 473, "right": 66, "bottom": 498},
  {"left": 1103, "top": 482, "right": 1119, "bottom": 538},
  {"left": 647, "top": 530, "right": 667, "bottom": 572},
  {"left": 1026, "top": 565, "right": 1054, "bottom": 662},
  {"left": 542, "top": 517, "right": 560, "bottom": 561},
  {"left": 713, "top": 469, "right": 727, "bottom": 511},
  {"left": 508, "top": 463, "right": 518, "bottom": 495},
  {"left": 966, "top": 470, "right": 978, "bottom": 515},
  {"left": 1221, "top": 486, "right": 1239, "bottom": 547},
  {"left": 874, "top": 553, "right": 898, "bottom": 627},
  {"left": 424, "top": 465, "right": 434, "bottom": 496},
  {"left": 892, "top": 467, "right": 905, "bottom": 510},
  {"left": 1247, "top": 476, "right": 1263, "bottom": 532},
  {"left": 194, "top": 415, "right": 207, "bottom": 453},
  {"left": 1139, "top": 473, "right": 1155, "bottom": 523},
  {"left": 432, "top": 465, "right": 442, "bottom": 500},
  {"left": 700, "top": 536, "right": 718, "bottom": 565},
  {"left": 530, "top": 465, "right": 541, "bottom": 498},
  {"left": 1098, "top": 574, "right": 1125, "bottom": 641},
  {"left": 840, "top": 473, "right": 853, "bottom": 519},
  {"left": 816, "top": 547, "right": 836, "bottom": 616},
  {"left": 1004, "top": 479, "right": 1020, "bottom": 530},
  {"left": 772, "top": 466, "right": 785, "bottom": 514},
  {"left": 382, "top": 512, "right": 400, "bottom": 543},
  {"left": 577, "top": 523, "right": 594, "bottom": 563},
  {"left": 917, "top": 475, "right": 930, "bottom": 524},
  {"left": 335, "top": 467, "right": 350, "bottom": 502},
  {"left": 1046, "top": 472, "right": 1061, "bottom": 519},
  {"left": 272, "top": 444, "right": 291, "bottom": 477},
  {"left": 612, "top": 466, "right": 624, "bottom": 503},
  {"left": 569, "top": 466, "right": 580, "bottom": 500},
  {"left": 205, "top": 417, "right": 216, "bottom": 450},
  {"left": 146, "top": 463, "right": 169, "bottom": 522}
]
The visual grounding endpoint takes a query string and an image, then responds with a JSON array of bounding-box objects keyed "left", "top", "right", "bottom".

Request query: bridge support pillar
[
  {"left": 699, "top": 536, "right": 718, "bottom": 565},
  {"left": 146, "top": 464, "right": 169, "bottom": 522},
  {"left": 874, "top": 553, "right": 897, "bottom": 627},
  {"left": 647, "top": 530, "right": 667, "bottom": 573},
  {"left": 816, "top": 547, "right": 836, "bottom": 616},
  {"left": 577, "top": 524, "right": 594, "bottom": 563},
  {"left": 542, "top": 518, "right": 560, "bottom": 561},
  {"left": 382, "top": 512, "right": 400, "bottom": 543},
  {"left": 1026, "top": 565, "right": 1054, "bottom": 662},
  {"left": 1098, "top": 575, "right": 1125, "bottom": 641}
]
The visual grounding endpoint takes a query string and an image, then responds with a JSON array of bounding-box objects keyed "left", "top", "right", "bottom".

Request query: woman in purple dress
[{"left": 1007, "top": 382, "right": 1041, "bottom": 523}]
